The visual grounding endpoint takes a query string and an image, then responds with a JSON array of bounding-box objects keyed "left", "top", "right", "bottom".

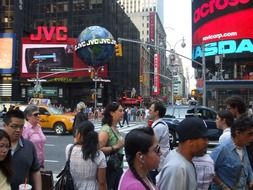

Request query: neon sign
[
  {"left": 193, "top": 38, "right": 253, "bottom": 59},
  {"left": 30, "top": 26, "right": 68, "bottom": 41}
]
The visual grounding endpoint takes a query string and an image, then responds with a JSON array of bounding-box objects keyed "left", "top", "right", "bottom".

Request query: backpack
[{"left": 152, "top": 121, "right": 174, "bottom": 150}]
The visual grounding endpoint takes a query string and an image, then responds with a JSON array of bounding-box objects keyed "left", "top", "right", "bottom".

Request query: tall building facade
[
  {"left": 0, "top": 0, "right": 140, "bottom": 109},
  {"left": 118, "top": 0, "right": 169, "bottom": 103}
]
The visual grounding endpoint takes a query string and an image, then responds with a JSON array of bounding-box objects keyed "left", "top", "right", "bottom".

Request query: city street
[{"left": 0, "top": 119, "right": 218, "bottom": 182}]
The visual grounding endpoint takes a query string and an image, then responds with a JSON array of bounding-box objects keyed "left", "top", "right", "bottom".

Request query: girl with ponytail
[
  {"left": 65, "top": 120, "right": 107, "bottom": 190},
  {"left": 118, "top": 127, "right": 161, "bottom": 190}
]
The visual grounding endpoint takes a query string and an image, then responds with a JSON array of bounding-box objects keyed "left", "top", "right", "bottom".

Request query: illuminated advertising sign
[
  {"left": 149, "top": 12, "right": 155, "bottom": 42},
  {"left": 192, "top": 0, "right": 253, "bottom": 61},
  {"left": 22, "top": 43, "right": 74, "bottom": 73},
  {"left": 153, "top": 53, "right": 160, "bottom": 95},
  {"left": 21, "top": 26, "right": 108, "bottom": 78},
  {"left": 0, "top": 33, "right": 15, "bottom": 74},
  {"left": 30, "top": 26, "right": 68, "bottom": 41}
]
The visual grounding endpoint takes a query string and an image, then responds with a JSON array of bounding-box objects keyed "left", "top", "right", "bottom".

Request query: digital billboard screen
[
  {"left": 192, "top": 0, "right": 253, "bottom": 61},
  {"left": 0, "top": 33, "right": 15, "bottom": 73},
  {"left": 21, "top": 38, "right": 108, "bottom": 78},
  {"left": 22, "top": 44, "right": 73, "bottom": 73}
]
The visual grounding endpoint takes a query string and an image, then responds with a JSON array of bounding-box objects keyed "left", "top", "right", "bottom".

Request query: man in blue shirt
[
  {"left": 3, "top": 110, "right": 41, "bottom": 190},
  {"left": 210, "top": 116, "right": 253, "bottom": 190}
]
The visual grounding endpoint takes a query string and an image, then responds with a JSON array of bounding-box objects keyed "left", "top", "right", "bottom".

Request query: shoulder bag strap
[
  {"left": 152, "top": 121, "right": 167, "bottom": 143},
  {"left": 56, "top": 144, "right": 76, "bottom": 178},
  {"left": 110, "top": 127, "right": 119, "bottom": 141},
  {"left": 66, "top": 144, "right": 75, "bottom": 166},
  {"left": 152, "top": 121, "right": 166, "bottom": 129}
]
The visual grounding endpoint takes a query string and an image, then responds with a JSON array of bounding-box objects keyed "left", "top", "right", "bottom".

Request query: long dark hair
[
  {"left": 76, "top": 120, "right": 99, "bottom": 161},
  {"left": 0, "top": 129, "right": 12, "bottom": 183},
  {"left": 125, "top": 127, "right": 155, "bottom": 190},
  {"left": 102, "top": 102, "right": 121, "bottom": 126}
]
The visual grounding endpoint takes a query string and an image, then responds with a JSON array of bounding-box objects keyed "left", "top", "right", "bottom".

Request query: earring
[{"left": 140, "top": 155, "right": 144, "bottom": 163}]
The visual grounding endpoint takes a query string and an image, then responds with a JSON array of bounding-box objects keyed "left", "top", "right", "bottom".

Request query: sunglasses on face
[
  {"left": 32, "top": 113, "right": 40, "bottom": 117},
  {"left": 152, "top": 144, "right": 161, "bottom": 154}
]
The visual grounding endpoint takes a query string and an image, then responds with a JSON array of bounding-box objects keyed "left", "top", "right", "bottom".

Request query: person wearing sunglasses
[
  {"left": 157, "top": 117, "right": 210, "bottom": 190},
  {"left": 3, "top": 109, "right": 41, "bottom": 190},
  {"left": 118, "top": 127, "right": 161, "bottom": 190},
  {"left": 23, "top": 104, "right": 46, "bottom": 168},
  {"left": 0, "top": 129, "right": 12, "bottom": 190}
]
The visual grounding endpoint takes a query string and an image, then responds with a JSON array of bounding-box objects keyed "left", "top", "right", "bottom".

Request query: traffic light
[
  {"left": 115, "top": 43, "right": 123, "bottom": 57},
  {"left": 91, "top": 93, "right": 95, "bottom": 100},
  {"left": 139, "top": 75, "right": 143, "bottom": 83}
]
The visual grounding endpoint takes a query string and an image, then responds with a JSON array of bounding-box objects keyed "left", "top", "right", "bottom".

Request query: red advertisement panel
[
  {"left": 20, "top": 38, "right": 108, "bottom": 78},
  {"left": 192, "top": 0, "right": 253, "bottom": 61},
  {"left": 153, "top": 53, "right": 160, "bottom": 95},
  {"left": 149, "top": 12, "right": 155, "bottom": 42}
]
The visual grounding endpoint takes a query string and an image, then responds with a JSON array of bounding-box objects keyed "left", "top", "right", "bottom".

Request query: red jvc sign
[{"left": 30, "top": 26, "right": 68, "bottom": 41}]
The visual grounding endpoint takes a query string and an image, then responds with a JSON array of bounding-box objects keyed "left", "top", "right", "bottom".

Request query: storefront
[{"left": 206, "top": 80, "right": 253, "bottom": 110}]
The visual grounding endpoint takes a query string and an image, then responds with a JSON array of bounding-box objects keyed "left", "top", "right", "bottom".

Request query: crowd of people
[{"left": 0, "top": 96, "right": 253, "bottom": 190}]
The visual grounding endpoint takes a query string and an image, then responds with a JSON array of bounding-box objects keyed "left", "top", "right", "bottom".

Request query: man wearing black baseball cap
[{"left": 157, "top": 117, "right": 209, "bottom": 190}]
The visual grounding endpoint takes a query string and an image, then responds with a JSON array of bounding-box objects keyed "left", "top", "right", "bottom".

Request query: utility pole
[{"left": 202, "top": 43, "right": 206, "bottom": 107}]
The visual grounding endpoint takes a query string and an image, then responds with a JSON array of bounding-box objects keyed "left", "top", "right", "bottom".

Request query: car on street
[
  {"left": 15, "top": 105, "right": 74, "bottom": 135},
  {"left": 163, "top": 105, "right": 221, "bottom": 146}
]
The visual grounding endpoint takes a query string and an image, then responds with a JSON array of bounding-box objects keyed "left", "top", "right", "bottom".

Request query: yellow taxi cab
[{"left": 15, "top": 104, "right": 74, "bottom": 135}]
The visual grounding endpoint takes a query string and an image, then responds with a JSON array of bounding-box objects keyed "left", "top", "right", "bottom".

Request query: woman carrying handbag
[
  {"left": 99, "top": 102, "right": 125, "bottom": 190},
  {"left": 65, "top": 120, "right": 107, "bottom": 190}
]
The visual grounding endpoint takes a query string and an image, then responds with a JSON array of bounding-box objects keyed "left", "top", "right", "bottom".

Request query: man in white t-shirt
[
  {"left": 148, "top": 101, "right": 170, "bottom": 184},
  {"left": 157, "top": 117, "right": 210, "bottom": 190}
]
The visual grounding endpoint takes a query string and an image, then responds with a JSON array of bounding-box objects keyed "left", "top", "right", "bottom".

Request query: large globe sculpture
[{"left": 75, "top": 26, "right": 116, "bottom": 66}]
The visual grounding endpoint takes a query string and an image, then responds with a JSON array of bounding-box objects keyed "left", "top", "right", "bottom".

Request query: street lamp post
[
  {"left": 30, "top": 58, "right": 44, "bottom": 98},
  {"left": 167, "top": 38, "right": 186, "bottom": 106},
  {"left": 88, "top": 66, "right": 104, "bottom": 110},
  {"left": 201, "top": 43, "right": 206, "bottom": 107}
]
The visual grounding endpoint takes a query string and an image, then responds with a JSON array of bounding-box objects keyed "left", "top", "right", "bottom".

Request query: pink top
[
  {"left": 22, "top": 122, "right": 46, "bottom": 167},
  {"left": 118, "top": 169, "right": 157, "bottom": 190}
]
